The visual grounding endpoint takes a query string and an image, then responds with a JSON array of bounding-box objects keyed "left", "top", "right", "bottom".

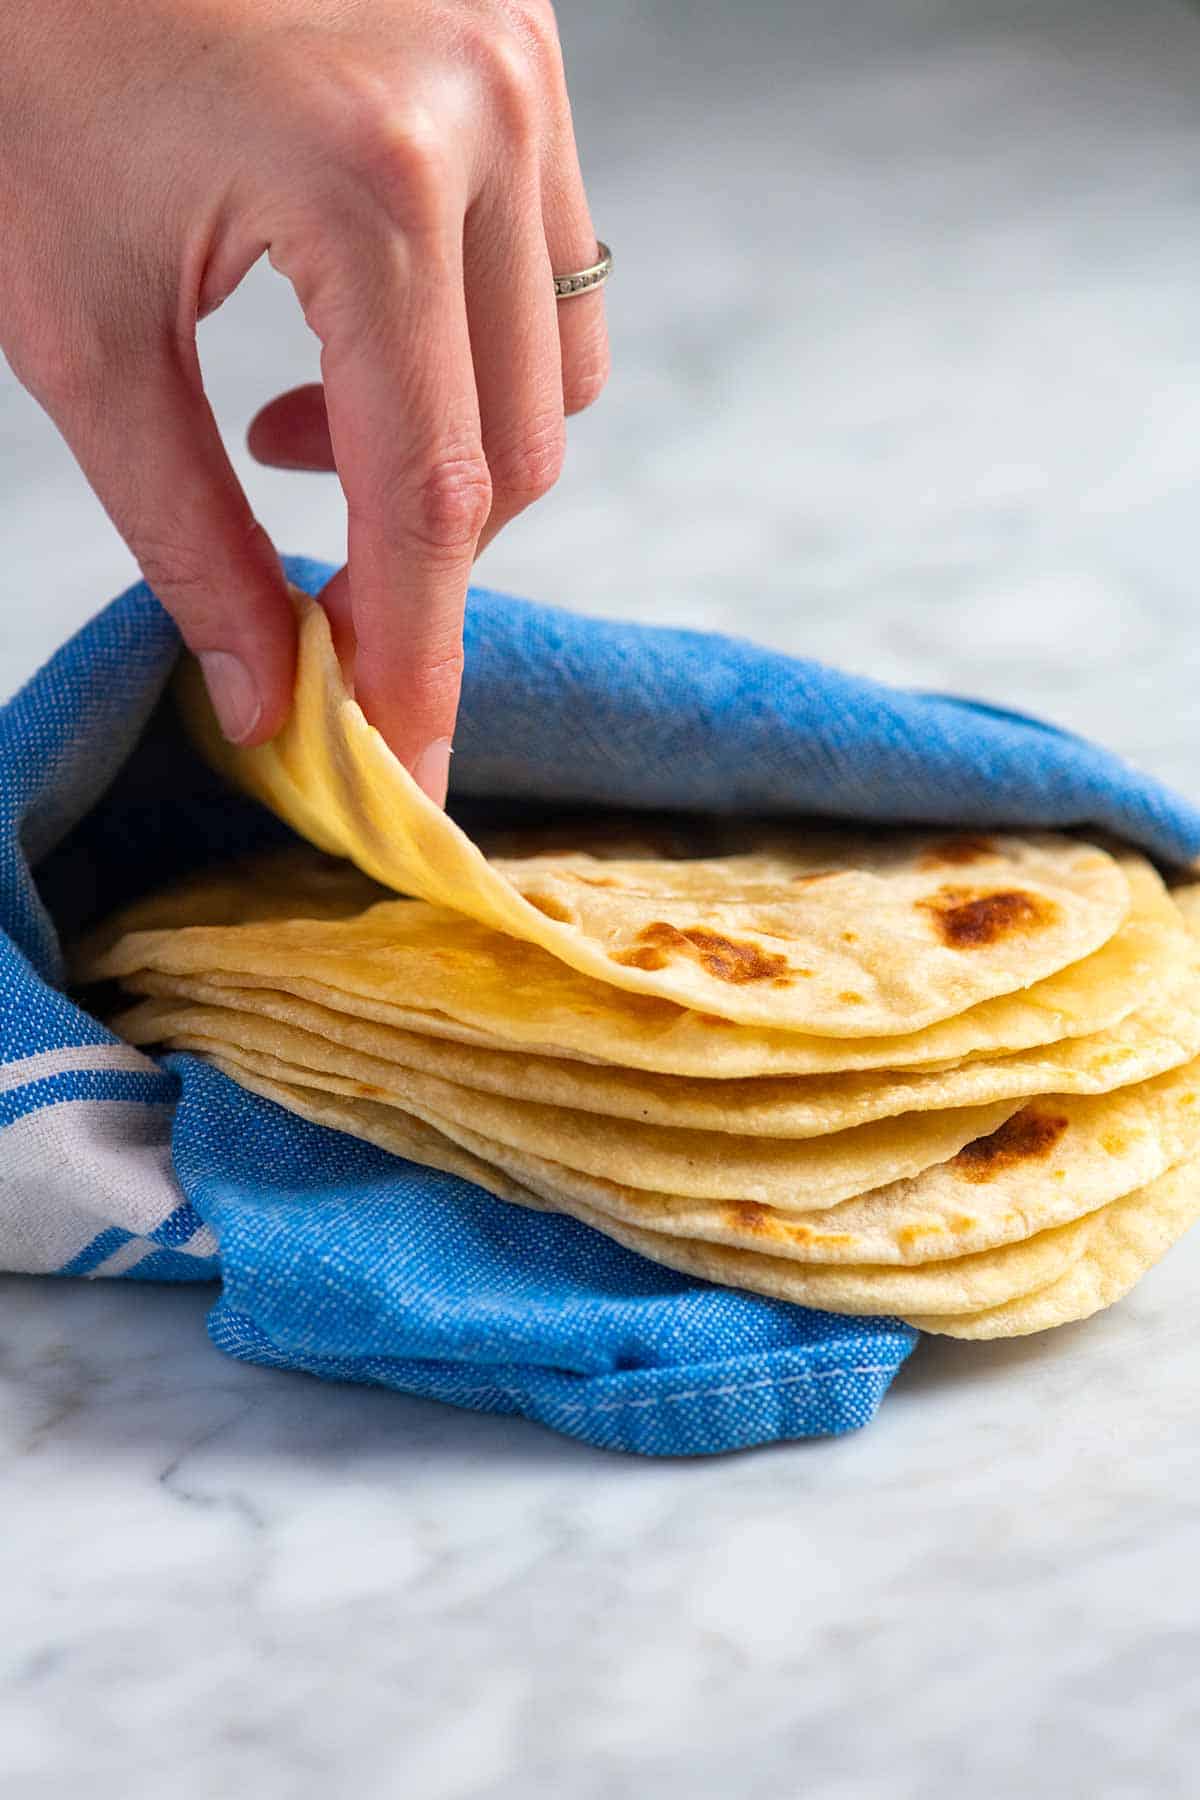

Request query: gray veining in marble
[{"left": 5, "top": 1, "right": 1200, "bottom": 1793}]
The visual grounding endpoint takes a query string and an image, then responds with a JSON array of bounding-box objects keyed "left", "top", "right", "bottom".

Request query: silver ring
[{"left": 554, "top": 241, "right": 612, "bottom": 301}]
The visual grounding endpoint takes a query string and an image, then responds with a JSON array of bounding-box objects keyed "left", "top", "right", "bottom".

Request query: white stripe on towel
[
  {"left": 0, "top": 1042, "right": 160, "bottom": 1096},
  {"left": 0, "top": 1098, "right": 182, "bottom": 1273}
]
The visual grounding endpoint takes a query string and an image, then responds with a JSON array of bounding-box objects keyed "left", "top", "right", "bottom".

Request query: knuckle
[
  {"left": 562, "top": 337, "right": 611, "bottom": 415},
  {"left": 133, "top": 517, "right": 271, "bottom": 631},
  {"left": 503, "top": 1, "right": 564, "bottom": 71},
  {"left": 133, "top": 531, "right": 217, "bottom": 613},
  {"left": 489, "top": 410, "right": 565, "bottom": 507},
  {"left": 365, "top": 633, "right": 465, "bottom": 715},
  {"left": 360, "top": 112, "right": 449, "bottom": 228},
  {"left": 17, "top": 350, "right": 72, "bottom": 414},
  {"left": 379, "top": 113, "right": 448, "bottom": 213},
  {"left": 418, "top": 640, "right": 467, "bottom": 692},
  {"left": 472, "top": 28, "right": 542, "bottom": 142},
  {"left": 410, "top": 454, "right": 494, "bottom": 552},
  {"left": 486, "top": 30, "right": 540, "bottom": 107},
  {"left": 301, "top": 67, "right": 449, "bottom": 227},
  {"left": 19, "top": 326, "right": 105, "bottom": 416}
]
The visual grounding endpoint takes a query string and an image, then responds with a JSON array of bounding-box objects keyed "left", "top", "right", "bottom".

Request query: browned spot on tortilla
[
  {"left": 524, "top": 890, "right": 574, "bottom": 923},
  {"left": 898, "top": 1222, "right": 945, "bottom": 1246},
  {"left": 842, "top": 930, "right": 859, "bottom": 944},
  {"left": 612, "top": 922, "right": 789, "bottom": 984},
  {"left": 611, "top": 944, "right": 671, "bottom": 972},
  {"left": 919, "top": 884, "right": 1059, "bottom": 948},
  {"left": 698, "top": 1013, "right": 736, "bottom": 1027},
  {"left": 839, "top": 990, "right": 865, "bottom": 1005},
  {"left": 950, "top": 1214, "right": 978, "bottom": 1233},
  {"left": 682, "top": 927, "right": 790, "bottom": 984},
  {"left": 917, "top": 835, "right": 1000, "bottom": 870},
  {"left": 725, "top": 1201, "right": 772, "bottom": 1235},
  {"left": 952, "top": 1107, "right": 1070, "bottom": 1183},
  {"left": 791, "top": 870, "right": 837, "bottom": 886},
  {"left": 1101, "top": 1130, "right": 1131, "bottom": 1156},
  {"left": 783, "top": 1222, "right": 855, "bottom": 1249}
]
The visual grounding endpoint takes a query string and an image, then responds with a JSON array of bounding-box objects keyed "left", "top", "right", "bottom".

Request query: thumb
[{"left": 59, "top": 341, "right": 296, "bottom": 744}]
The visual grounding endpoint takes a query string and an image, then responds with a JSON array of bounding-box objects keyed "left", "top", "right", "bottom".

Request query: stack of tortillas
[{"left": 74, "top": 596, "right": 1200, "bottom": 1339}]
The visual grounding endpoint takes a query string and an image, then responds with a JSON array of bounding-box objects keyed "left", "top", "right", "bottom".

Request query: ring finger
[{"left": 465, "top": 156, "right": 566, "bottom": 557}]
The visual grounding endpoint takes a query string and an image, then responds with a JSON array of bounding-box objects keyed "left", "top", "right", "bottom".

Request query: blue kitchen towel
[{"left": 4, "top": 554, "right": 1200, "bottom": 1455}]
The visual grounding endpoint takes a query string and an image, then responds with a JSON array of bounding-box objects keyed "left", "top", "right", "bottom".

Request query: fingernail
[
  {"left": 198, "top": 651, "right": 262, "bottom": 744},
  {"left": 413, "top": 736, "right": 453, "bottom": 805}
]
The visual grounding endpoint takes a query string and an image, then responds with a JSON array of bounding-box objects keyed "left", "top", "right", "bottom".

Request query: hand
[{"left": 0, "top": 0, "right": 608, "bottom": 801}]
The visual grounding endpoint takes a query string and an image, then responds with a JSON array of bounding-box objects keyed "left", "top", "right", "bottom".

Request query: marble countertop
[{"left": 5, "top": 1, "right": 1200, "bottom": 1792}]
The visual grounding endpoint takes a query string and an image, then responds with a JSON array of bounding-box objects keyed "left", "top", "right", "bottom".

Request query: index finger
[{"left": 314, "top": 227, "right": 488, "bottom": 802}]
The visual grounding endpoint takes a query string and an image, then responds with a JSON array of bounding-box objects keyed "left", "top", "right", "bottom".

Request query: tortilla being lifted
[{"left": 175, "top": 593, "right": 1131, "bottom": 1033}]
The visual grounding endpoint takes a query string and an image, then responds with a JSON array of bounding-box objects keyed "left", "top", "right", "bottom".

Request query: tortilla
[
  {"left": 212, "top": 1050, "right": 1199, "bottom": 1331},
  {"left": 191, "top": 1054, "right": 1102, "bottom": 1318},
  {"left": 75, "top": 850, "right": 1183, "bottom": 1080},
  {"left": 78, "top": 849, "right": 390, "bottom": 953},
  {"left": 905, "top": 1154, "right": 1200, "bottom": 1337},
  {"left": 98, "top": 946, "right": 1200, "bottom": 1137},
  {"left": 118, "top": 1001, "right": 1017, "bottom": 1207},
  {"left": 393, "top": 1071, "right": 1200, "bottom": 1272},
  {"left": 175, "top": 594, "right": 1131, "bottom": 1031},
  {"left": 415, "top": 1074, "right": 1200, "bottom": 1268},
  {"left": 144, "top": 1018, "right": 1200, "bottom": 1268}
]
